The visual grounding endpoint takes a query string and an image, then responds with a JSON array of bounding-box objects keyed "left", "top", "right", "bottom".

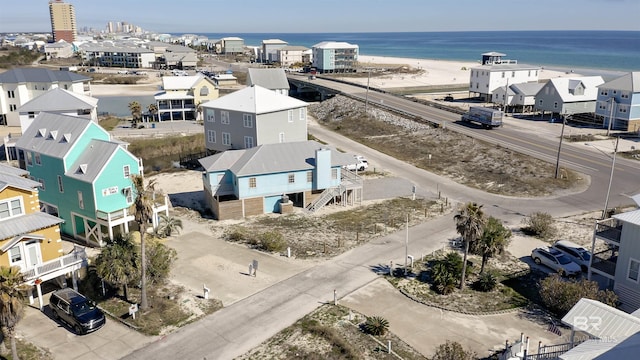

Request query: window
[
  {"left": 200, "top": 86, "right": 209, "bottom": 96},
  {"left": 7, "top": 90, "right": 15, "bottom": 98},
  {"left": 207, "top": 130, "right": 216, "bottom": 143},
  {"left": 501, "top": 72, "right": 505, "bottom": 78},
  {"left": 244, "top": 136, "right": 254, "bottom": 148},
  {"left": 300, "top": 107, "right": 306, "bottom": 121},
  {"left": 307, "top": 171, "right": 313, "bottom": 183},
  {"left": 0, "top": 198, "right": 23, "bottom": 219},
  {"left": 26, "top": 152, "right": 33, "bottom": 166},
  {"left": 628, "top": 259, "right": 640, "bottom": 282},
  {"left": 9, "top": 104, "right": 16, "bottom": 111},
  {"left": 38, "top": 178, "right": 45, "bottom": 190},
  {"left": 35, "top": 153, "right": 41, "bottom": 165},
  {"left": 124, "top": 186, "right": 133, "bottom": 203},
  {"left": 207, "top": 111, "right": 215, "bottom": 122},
  {"left": 123, "top": 165, "right": 130, "bottom": 178},
  {"left": 279, "top": 132, "right": 285, "bottom": 143},
  {"left": 528, "top": 70, "right": 531, "bottom": 77},
  {"left": 221, "top": 111, "right": 230, "bottom": 124},
  {"left": 249, "top": 177, "right": 257, "bottom": 188},
  {"left": 222, "top": 132, "right": 231, "bottom": 146},
  {"left": 621, "top": 92, "right": 629, "bottom": 99},
  {"left": 331, "top": 168, "right": 338, "bottom": 180},
  {"left": 9, "top": 247, "right": 21, "bottom": 263},
  {"left": 288, "top": 173, "right": 295, "bottom": 184},
  {"left": 288, "top": 110, "right": 293, "bottom": 123},
  {"left": 78, "top": 191, "right": 84, "bottom": 209},
  {"left": 57, "top": 175, "right": 64, "bottom": 193},
  {"left": 28, "top": 112, "right": 35, "bottom": 119},
  {"left": 554, "top": 102, "right": 558, "bottom": 109},
  {"left": 243, "top": 114, "right": 253, "bottom": 128}
]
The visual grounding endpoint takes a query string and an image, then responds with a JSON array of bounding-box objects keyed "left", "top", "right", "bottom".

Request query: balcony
[
  {"left": 590, "top": 251, "right": 618, "bottom": 279},
  {"left": 23, "top": 247, "right": 88, "bottom": 283},
  {"left": 594, "top": 218, "right": 622, "bottom": 244}
]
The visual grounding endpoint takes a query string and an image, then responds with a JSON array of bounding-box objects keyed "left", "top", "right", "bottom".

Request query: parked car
[
  {"left": 531, "top": 247, "right": 581, "bottom": 277},
  {"left": 49, "top": 288, "right": 106, "bottom": 334},
  {"left": 344, "top": 155, "right": 369, "bottom": 172},
  {"left": 552, "top": 240, "right": 592, "bottom": 272}
]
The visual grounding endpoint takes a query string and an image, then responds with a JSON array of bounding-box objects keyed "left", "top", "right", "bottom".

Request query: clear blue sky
[{"left": 1, "top": 0, "right": 638, "bottom": 34}]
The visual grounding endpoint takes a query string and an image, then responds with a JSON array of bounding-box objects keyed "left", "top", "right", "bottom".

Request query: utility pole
[
  {"left": 606, "top": 97, "right": 616, "bottom": 136},
  {"left": 404, "top": 214, "right": 409, "bottom": 275},
  {"left": 602, "top": 136, "right": 620, "bottom": 219},
  {"left": 364, "top": 69, "right": 371, "bottom": 114},
  {"left": 555, "top": 113, "right": 567, "bottom": 179}
]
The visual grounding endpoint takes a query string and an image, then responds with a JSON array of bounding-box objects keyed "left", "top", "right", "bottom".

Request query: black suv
[{"left": 49, "top": 288, "right": 106, "bottom": 334}]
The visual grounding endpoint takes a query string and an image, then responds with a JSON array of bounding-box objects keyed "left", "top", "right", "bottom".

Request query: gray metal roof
[
  {"left": 511, "top": 82, "right": 545, "bottom": 96},
  {"left": 0, "top": 68, "right": 90, "bottom": 84},
  {"left": 65, "top": 139, "right": 119, "bottom": 182},
  {"left": 599, "top": 72, "right": 640, "bottom": 92},
  {"left": 0, "top": 211, "right": 64, "bottom": 241},
  {"left": 0, "top": 163, "right": 29, "bottom": 177},
  {"left": 201, "top": 85, "right": 307, "bottom": 114},
  {"left": 199, "top": 140, "right": 355, "bottom": 177},
  {"left": 0, "top": 171, "right": 41, "bottom": 192},
  {"left": 18, "top": 88, "right": 98, "bottom": 113},
  {"left": 560, "top": 332, "right": 640, "bottom": 360},
  {"left": 247, "top": 68, "right": 290, "bottom": 90},
  {"left": 614, "top": 209, "right": 640, "bottom": 226},
  {"left": 562, "top": 298, "right": 640, "bottom": 340},
  {"left": 14, "top": 113, "right": 98, "bottom": 159}
]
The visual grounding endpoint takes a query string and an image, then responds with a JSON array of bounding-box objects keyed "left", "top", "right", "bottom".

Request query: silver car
[
  {"left": 531, "top": 247, "right": 581, "bottom": 277},
  {"left": 552, "top": 240, "right": 592, "bottom": 272}
]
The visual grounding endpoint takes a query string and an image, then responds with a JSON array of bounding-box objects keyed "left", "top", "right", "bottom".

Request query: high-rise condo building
[{"left": 49, "top": 0, "right": 77, "bottom": 43}]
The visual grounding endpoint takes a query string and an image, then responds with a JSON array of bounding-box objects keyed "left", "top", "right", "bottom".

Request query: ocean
[{"left": 189, "top": 31, "right": 639, "bottom": 72}]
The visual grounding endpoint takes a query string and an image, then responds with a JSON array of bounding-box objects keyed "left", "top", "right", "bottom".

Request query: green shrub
[
  {"left": 474, "top": 272, "right": 497, "bottom": 292},
  {"left": 362, "top": 316, "right": 389, "bottom": 336},
  {"left": 226, "top": 228, "right": 247, "bottom": 242},
  {"left": 259, "top": 231, "right": 287, "bottom": 253},
  {"left": 539, "top": 274, "right": 618, "bottom": 316},
  {"left": 430, "top": 341, "right": 476, "bottom": 360},
  {"left": 522, "top": 212, "right": 557, "bottom": 239},
  {"left": 431, "top": 262, "right": 457, "bottom": 295}
]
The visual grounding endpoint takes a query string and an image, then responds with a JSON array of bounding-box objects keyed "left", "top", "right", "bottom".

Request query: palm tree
[
  {"left": 477, "top": 217, "right": 512, "bottom": 274},
  {"left": 453, "top": 202, "right": 486, "bottom": 289},
  {"left": 156, "top": 214, "right": 183, "bottom": 238},
  {"left": 147, "top": 103, "right": 158, "bottom": 122},
  {"left": 131, "top": 174, "right": 157, "bottom": 311},
  {"left": 0, "top": 266, "right": 28, "bottom": 360},
  {"left": 95, "top": 234, "right": 139, "bottom": 301},
  {"left": 128, "top": 101, "right": 142, "bottom": 128}
]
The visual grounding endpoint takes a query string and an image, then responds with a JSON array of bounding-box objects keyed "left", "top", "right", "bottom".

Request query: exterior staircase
[
  {"left": 306, "top": 185, "right": 345, "bottom": 213},
  {"left": 305, "top": 170, "right": 364, "bottom": 213}
]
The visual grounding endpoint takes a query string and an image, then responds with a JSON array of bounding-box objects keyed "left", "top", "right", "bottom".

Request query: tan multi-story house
[
  {"left": 49, "top": 0, "right": 77, "bottom": 43},
  {"left": 154, "top": 74, "right": 219, "bottom": 121}
]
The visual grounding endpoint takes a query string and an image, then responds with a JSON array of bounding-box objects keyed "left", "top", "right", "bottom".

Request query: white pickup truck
[{"left": 344, "top": 155, "right": 369, "bottom": 171}]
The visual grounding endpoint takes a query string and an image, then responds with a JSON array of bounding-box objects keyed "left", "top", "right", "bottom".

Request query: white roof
[
  {"left": 548, "top": 76, "right": 604, "bottom": 102},
  {"left": 162, "top": 74, "right": 206, "bottom": 90},
  {"left": 154, "top": 91, "right": 194, "bottom": 100},
  {"left": 614, "top": 209, "right": 640, "bottom": 226},
  {"left": 312, "top": 41, "right": 359, "bottom": 49},
  {"left": 221, "top": 37, "right": 243, "bottom": 41},
  {"left": 262, "top": 39, "right": 287, "bottom": 45},
  {"left": 200, "top": 85, "right": 307, "bottom": 114},
  {"left": 562, "top": 299, "right": 640, "bottom": 340}
]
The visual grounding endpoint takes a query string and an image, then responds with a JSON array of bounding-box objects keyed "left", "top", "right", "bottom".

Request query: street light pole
[{"left": 602, "top": 136, "right": 620, "bottom": 219}]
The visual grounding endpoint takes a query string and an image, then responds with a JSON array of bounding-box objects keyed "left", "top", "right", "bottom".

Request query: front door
[{"left": 25, "top": 240, "right": 41, "bottom": 269}]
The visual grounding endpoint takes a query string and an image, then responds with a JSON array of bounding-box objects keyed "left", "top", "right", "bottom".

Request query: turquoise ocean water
[{"left": 193, "top": 31, "right": 639, "bottom": 72}]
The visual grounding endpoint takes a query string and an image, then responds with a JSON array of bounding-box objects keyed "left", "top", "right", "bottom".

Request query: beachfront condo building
[
  {"left": 49, "top": 0, "right": 77, "bottom": 43},
  {"left": 595, "top": 72, "right": 640, "bottom": 132},
  {"left": 312, "top": 41, "right": 359, "bottom": 74},
  {"left": 276, "top": 46, "right": 310, "bottom": 67},
  {"left": 469, "top": 52, "right": 540, "bottom": 102},
  {"left": 261, "top": 39, "right": 288, "bottom": 63}
]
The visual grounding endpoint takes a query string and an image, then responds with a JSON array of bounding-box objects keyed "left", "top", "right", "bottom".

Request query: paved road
[{"left": 123, "top": 116, "right": 629, "bottom": 359}]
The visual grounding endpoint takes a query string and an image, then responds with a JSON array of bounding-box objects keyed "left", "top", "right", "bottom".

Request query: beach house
[
  {"left": 198, "top": 141, "right": 362, "bottom": 220},
  {"left": 0, "top": 163, "right": 87, "bottom": 310},
  {"left": 154, "top": 74, "right": 219, "bottom": 121},
  {"left": 261, "top": 39, "right": 288, "bottom": 63},
  {"left": 215, "top": 37, "right": 245, "bottom": 55},
  {"left": 491, "top": 83, "right": 544, "bottom": 113},
  {"left": 246, "top": 68, "right": 290, "bottom": 95},
  {"left": 0, "top": 67, "right": 92, "bottom": 127},
  {"left": 589, "top": 207, "right": 640, "bottom": 313},
  {"left": 534, "top": 76, "right": 604, "bottom": 119},
  {"left": 312, "top": 41, "right": 359, "bottom": 74},
  {"left": 595, "top": 72, "right": 640, "bottom": 132},
  {"left": 277, "top": 45, "right": 310, "bottom": 68},
  {"left": 469, "top": 52, "right": 540, "bottom": 102},
  {"left": 17, "top": 87, "right": 99, "bottom": 133},
  {"left": 13, "top": 113, "right": 168, "bottom": 246},
  {"left": 201, "top": 85, "right": 308, "bottom": 152}
]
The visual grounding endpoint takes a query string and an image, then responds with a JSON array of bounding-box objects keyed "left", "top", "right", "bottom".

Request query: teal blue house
[
  {"left": 14, "top": 112, "right": 168, "bottom": 246},
  {"left": 198, "top": 140, "right": 363, "bottom": 220}
]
